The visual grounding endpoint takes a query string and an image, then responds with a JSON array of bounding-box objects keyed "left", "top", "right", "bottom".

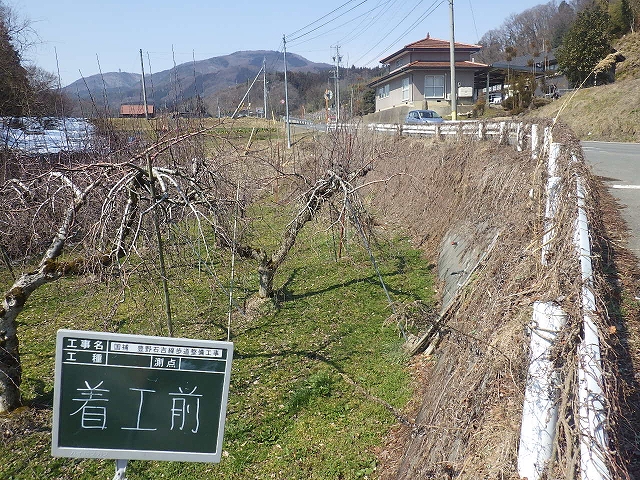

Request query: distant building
[
  {"left": 120, "top": 104, "right": 155, "bottom": 118},
  {"left": 368, "top": 34, "right": 487, "bottom": 116},
  {"left": 489, "top": 52, "right": 569, "bottom": 97}
]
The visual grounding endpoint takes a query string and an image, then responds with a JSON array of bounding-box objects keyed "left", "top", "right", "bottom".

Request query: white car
[{"left": 405, "top": 110, "right": 444, "bottom": 124}]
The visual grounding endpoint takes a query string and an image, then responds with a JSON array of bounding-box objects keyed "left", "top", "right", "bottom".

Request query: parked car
[{"left": 405, "top": 109, "right": 444, "bottom": 124}]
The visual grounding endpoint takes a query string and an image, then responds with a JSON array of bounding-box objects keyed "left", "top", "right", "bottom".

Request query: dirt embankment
[{"left": 364, "top": 131, "right": 639, "bottom": 479}]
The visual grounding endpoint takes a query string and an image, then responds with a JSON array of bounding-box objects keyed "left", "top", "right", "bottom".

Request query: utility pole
[
  {"left": 139, "top": 49, "right": 149, "bottom": 120},
  {"left": 263, "top": 57, "right": 268, "bottom": 119},
  {"left": 333, "top": 45, "right": 342, "bottom": 123},
  {"left": 350, "top": 86, "right": 353, "bottom": 118},
  {"left": 449, "top": 0, "right": 457, "bottom": 121},
  {"left": 283, "top": 35, "right": 291, "bottom": 148}
]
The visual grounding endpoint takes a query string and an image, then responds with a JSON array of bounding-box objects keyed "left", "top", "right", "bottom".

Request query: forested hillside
[{"left": 477, "top": 0, "right": 636, "bottom": 65}]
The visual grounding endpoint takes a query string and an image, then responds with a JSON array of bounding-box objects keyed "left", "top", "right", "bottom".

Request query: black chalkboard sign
[{"left": 51, "top": 329, "right": 233, "bottom": 462}]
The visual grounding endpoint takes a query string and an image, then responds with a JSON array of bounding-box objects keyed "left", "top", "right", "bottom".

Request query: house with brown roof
[
  {"left": 368, "top": 34, "right": 487, "bottom": 116},
  {"left": 120, "top": 104, "right": 155, "bottom": 118}
]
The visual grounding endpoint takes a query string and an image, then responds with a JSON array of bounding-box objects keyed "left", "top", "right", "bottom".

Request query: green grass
[{"left": 0, "top": 208, "right": 435, "bottom": 479}]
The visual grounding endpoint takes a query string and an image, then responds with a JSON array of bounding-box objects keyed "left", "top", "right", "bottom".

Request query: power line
[
  {"left": 468, "top": 0, "right": 480, "bottom": 42},
  {"left": 287, "top": 0, "right": 369, "bottom": 43},
  {"left": 288, "top": 1, "right": 388, "bottom": 49},
  {"left": 337, "top": 0, "right": 401, "bottom": 46},
  {"left": 353, "top": 0, "right": 444, "bottom": 66},
  {"left": 287, "top": 0, "right": 366, "bottom": 39},
  {"left": 372, "top": 0, "right": 446, "bottom": 59}
]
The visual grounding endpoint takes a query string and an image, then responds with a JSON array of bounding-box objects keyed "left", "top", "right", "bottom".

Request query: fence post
[
  {"left": 477, "top": 122, "right": 486, "bottom": 141},
  {"left": 543, "top": 126, "right": 552, "bottom": 159},
  {"left": 498, "top": 121, "right": 507, "bottom": 145},
  {"left": 517, "top": 122, "right": 524, "bottom": 151}
]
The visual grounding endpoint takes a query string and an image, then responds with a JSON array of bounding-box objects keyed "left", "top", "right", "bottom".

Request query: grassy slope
[
  {"left": 525, "top": 77, "right": 640, "bottom": 141},
  {"left": 524, "top": 32, "right": 640, "bottom": 142},
  {"left": 0, "top": 204, "right": 435, "bottom": 479}
]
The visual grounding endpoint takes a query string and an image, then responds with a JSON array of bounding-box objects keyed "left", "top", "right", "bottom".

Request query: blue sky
[{"left": 15, "top": 0, "right": 545, "bottom": 85}]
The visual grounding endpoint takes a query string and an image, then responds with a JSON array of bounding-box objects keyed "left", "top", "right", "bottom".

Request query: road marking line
[{"left": 611, "top": 185, "right": 640, "bottom": 189}]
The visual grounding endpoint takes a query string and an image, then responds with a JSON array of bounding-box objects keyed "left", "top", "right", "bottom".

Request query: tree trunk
[
  {"left": 0, "top": 263, "right": 74, "bottom": 412},
  {"left": 230, "top": 168, "right": 370, "bottom": 299},
  {"left": 0, "top": 285, "right": 22, "bottom": 412},
  {"left": 257, "top": 261, "right": 275, "bottom": 299}
]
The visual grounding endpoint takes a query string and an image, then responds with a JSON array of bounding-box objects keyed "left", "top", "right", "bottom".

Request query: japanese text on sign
[{"left": 52, "top": 330, "right": 233, "bottom": 463}]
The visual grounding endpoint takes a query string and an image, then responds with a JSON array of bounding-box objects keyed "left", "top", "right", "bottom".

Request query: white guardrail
[
  {"left": 327, "top": 120, "right": 524, "bottom": 147},
  {"left": 324, "top": 119, "right": 610, "bottom": 480}
]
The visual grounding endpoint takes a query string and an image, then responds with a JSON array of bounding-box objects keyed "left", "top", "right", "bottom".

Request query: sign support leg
[{"left": 113, "top": 459, "right": 128, "bottom": 480}]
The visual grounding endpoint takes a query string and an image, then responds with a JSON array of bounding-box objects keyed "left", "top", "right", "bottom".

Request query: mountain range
[{"left": 63, "top": 50, "right": 333, "bottom": 116}]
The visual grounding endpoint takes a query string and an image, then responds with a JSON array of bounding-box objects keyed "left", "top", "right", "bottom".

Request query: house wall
[
  {"left": 375, "top": 76, "right": 402, "bottom": 111},
  {"left": 375, "top": 69, "right": 478, "bottom": 114}
]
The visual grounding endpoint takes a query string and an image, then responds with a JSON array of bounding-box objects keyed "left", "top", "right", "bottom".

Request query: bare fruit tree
[
  {"left": 0, "top": 122, "right": 384, "bottom": 412},
  {"left": 215, "top": 128, "right": 382, "bottom": 299},
  {"left": 0, "top": 125, "right": 233, "bottom": 412}
]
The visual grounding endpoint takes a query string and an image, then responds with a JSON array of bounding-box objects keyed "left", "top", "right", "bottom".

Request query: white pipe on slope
[
  {"left": 541, "top": 142, "right": 562, "bottom": 266},
  {"left": 575, "top": 176, "right": 611, "bottom": 480},
  {"left": 518, "top": 138, "right": 565, "bottom": 479},
  {"left": 517, "top": 301, "right": 567, "bottom": 480}
]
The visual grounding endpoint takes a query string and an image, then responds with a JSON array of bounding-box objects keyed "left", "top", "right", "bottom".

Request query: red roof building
[
  {"left": 368, "top": 35, "right": 487, "bottom": 116},
  {"left": 120, "top": 104, "right": 155, "bottom": 118}
]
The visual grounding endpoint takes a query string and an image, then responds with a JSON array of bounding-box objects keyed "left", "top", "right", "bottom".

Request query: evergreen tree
[
  {"left": 556, "top": 3, "right": 612, "bottom": 86},
  {"left": 361, "top": 88, "right": 375, "bottom": 115},
  {"left": 609, "top": 0, "right": 633, "bottom": 36},
  {"left": 0, "top": 4, "right": 29, "bottom": 116}
]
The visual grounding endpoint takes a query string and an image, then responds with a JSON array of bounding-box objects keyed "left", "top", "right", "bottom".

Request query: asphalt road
[{"left": 582, "top": 141, "right": 640, "bottom": 259}]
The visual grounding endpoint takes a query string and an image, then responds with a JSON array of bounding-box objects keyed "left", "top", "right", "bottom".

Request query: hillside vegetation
[
  {"left": 525, "top": 77, "right": 640, "bottom": 141},
  {"left": 524, "top": 31, "right": 640, "bottom": 142},
  {"left": 615, "top": 31, "right": 640, "bottom": 80}
]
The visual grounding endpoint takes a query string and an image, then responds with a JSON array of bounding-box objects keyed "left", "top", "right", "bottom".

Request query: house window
[
  {"left": 378, "top": 84, "right": 390, "bottom": 99},
  {"left": 402, "top": 77, "right": 410, "bottom": 101},
  {"left": 425, "top": 75, "right": 445, "bottom": 98}
]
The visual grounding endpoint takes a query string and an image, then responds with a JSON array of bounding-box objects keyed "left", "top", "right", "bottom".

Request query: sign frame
[{"left": 51, "top": 329, "right": 233, "bottom": 463}]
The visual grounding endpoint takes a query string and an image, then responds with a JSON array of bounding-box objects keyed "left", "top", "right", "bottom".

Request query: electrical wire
[
  {"left": 353, "top": 0, "right": 444, "bottom": 66},
  {"left": 351, "top": 0, "right": 426, "bottom": 65},
  {"left": 287, "top": 0, "right": 367, "bottom": 39},
  {"left": 288, "top": 1, "right": 388, "bottom": 49},
  {"left": 337, "top": 0, "right": 401, "bottom": 46},
  {"left": 366, "top": 0, "right": 446, "bottom": 63},
  {"left": 468, "top": 0, "right": 480, "bottom": 42},
  {"left": 287, "top": 0, "right": 369, "bottom": 43}
]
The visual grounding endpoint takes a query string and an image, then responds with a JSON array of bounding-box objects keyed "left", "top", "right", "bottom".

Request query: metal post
[
  {"left": 113, "top": 459, "right": 128, "bottom": 480},
  {"left": 283, "top": 35, "right": 291, "bottom": 149},
  {"left": 449, "top": 0, "right": 457, "bottom": 121},
  {"left": 485, "top": 69, "right": 490, "bottom": 106}
]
